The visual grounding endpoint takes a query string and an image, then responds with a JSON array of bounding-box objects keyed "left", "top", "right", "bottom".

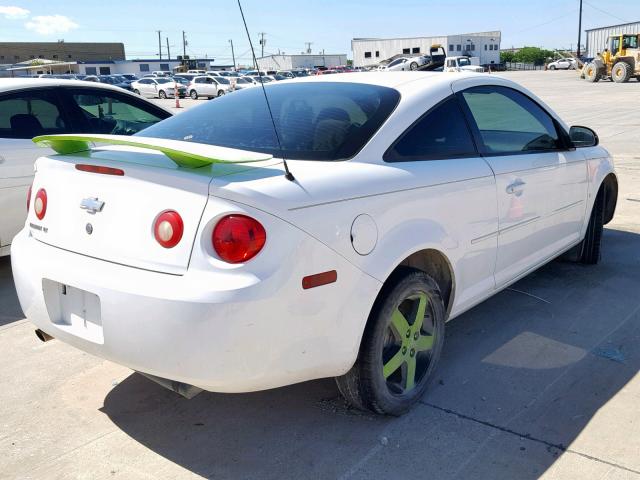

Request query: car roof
[
  {"left": 284, "top": 71, "right": 471, "bottom": 90},
  {"left": 0, "top": 78, "right": 172, "bottom": 113}
]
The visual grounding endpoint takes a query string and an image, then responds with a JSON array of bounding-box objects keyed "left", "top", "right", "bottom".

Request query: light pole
[
  {"left": 229, "top": 39, "right": 236, "bottom": 70},
  {"left": 577, "top": 0, "right": 583, "bottom": 58}
]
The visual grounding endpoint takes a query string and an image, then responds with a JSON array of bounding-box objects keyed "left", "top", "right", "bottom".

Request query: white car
[
  {"left": 0, "top": 78, "right": 171, "bottom": 257},
  {"left": 385, "top": 56, "right": 428, "bottom": 71},
  {"left": 131, "top": 78, "right": 187, "bottom": 99},
  {"left": 187, "top": 76, "right": 232, "bottom": 99},
  {"left": 230, "top": 76, "right": 257, "bottom": 90},
  {"left": 548, "top": 58, "right": 577, "bottom": 70},
  {"left": 12, "top": 73, "right": 617, "bottom": 415},
  {"left": 444, "top": 56, "right": 485, "bottom": 73}
]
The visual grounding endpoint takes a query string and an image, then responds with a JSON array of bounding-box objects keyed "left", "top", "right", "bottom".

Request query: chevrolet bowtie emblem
[{"left": 80, "top": 197, "right": 105, "bottom": 214}]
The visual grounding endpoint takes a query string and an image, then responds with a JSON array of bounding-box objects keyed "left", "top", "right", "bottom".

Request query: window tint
[
  {"left": 461, "top": 86, "right": 561, "bottom": 154},
  {"left": 0, "top": 91, "right": 68, "bottom": 139},
  {"left": 385, "top": 97, "right": 476, "bottom": 162},
  {"left": 138, "top": 82, "right": 400, "bottom": 161},
  {"left": 70, "top": 89, "right": 169, "bottom": 135}
]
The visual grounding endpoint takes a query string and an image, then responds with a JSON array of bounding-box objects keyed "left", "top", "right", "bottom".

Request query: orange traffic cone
[{"left": 174, "top": 80, "right": 182, "bottom": 109}]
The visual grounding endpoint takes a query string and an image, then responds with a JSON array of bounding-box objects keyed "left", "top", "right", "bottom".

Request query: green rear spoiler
[{"left": 32, "top": 134, "right": 273, "bottom": 168}]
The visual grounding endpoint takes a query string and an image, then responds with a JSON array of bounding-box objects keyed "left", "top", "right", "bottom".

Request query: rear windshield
[{"left": 137, "top": 82, "right": 400, "bottom": 161}]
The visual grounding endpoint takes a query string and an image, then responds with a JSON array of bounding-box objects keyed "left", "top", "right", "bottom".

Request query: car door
[
  {"left": 60, "top": 87, "right": 171, "bottom": 135},
  {"left": 384, "top": 95, "right": 498, "bottom": 314},
  {"left": 455, "top": 83, "right": 587, "bottom": 287},
  {"left": 0, "top": 88, "right": 71, "bottom": 249}
]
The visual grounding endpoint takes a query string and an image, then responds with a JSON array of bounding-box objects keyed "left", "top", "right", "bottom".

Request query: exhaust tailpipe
[
  {"left": 139, "top": 372, "right": 203, "bottom": 399},
  {"left": 35, "top": 329, "right": 54, "bottom": 342}
]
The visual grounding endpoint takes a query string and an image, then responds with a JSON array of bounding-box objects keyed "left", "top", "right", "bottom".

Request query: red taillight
[
  {"left": 34, "top": 188, "right": 47, "bottom": 220},
  {"left": 212, "top": 215, "right": 266, "bottom": 263},
  {"left": 154, "top": 211, "right": 184, "bottom": 248},
  {"left": 76, "top": 164, "right": 125, "bottom": 176},
  {"left": 27, "top": 184, "right": 32, "bottom": 211}
]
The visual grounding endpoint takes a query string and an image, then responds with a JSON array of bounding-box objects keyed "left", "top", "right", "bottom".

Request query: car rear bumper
[{"left": 11, "top": 227, "right": 380, "bottom": 392}]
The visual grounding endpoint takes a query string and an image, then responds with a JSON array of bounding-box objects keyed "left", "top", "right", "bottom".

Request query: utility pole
[
  {"left": 157, "top": 30, "right": 162, "bottom": 60},
  {"left": 229, "top": 39, "right": 236, "bottom": 70},
  {"left": 577, "top": 0, "right": 583, "bottom": 58},
  {"left": 182, "top": 31, "right": 187, "bottom": 58},
  {"left": 259, "top": 32, "right": 266, "bottom": 58},
  {"left": 166, "top": 37, "right": 171, "bottom": 60},
  {"left": 305, "top": 42, "right": 313, "bottom": 54}
]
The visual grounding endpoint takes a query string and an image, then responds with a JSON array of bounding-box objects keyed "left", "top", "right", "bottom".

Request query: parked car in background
[
  {"left": 151, "top": 70, "right": 172, "bottom": 77},
  {"left": 12, "top": 72, "right": 617, "bottom": 415},
  {"left": 187, "top": 75, "right": 232, "bottom": 99},
  {"left": 187, "top": 69, "right": 207, "bottom": 74},
  {"left": 131, "top": 77, "right": 187, "bottom": 99},
  {"left": 83, "top": 75, "right": 99, "bottom": 82},
  {"left": 548, "top": 58, "right": 577, "bottom": 70},
  {"left": 444, "top": 56, "right": 485, "bottom": 73},
  {"left": 97, "top": 75, "right": 133, "bottom": 91},
  {"left": 247, "top": 75, "right": 274, "bottom": 84},
  {"left": 385, "top": 56, "right": 430, "bottom": 71},
  {"left": 120, "top": 74, "right": 139, "bottom": 81},
  {"left": 231, "top": 76, "right": 256, "bottom": 90},
  {"left": 0, "top": 78, "right": 171, "bottom": 256}
]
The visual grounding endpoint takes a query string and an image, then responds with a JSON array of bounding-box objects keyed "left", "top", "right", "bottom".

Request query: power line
[{"left": 583, "top": 1, "right": 629, "bottom": 24}]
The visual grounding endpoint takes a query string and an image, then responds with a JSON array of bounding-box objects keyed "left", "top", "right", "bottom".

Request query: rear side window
[
  {"left": 385, "top": 96, "right": 476, "bottom": 162},
  {"left": 460, "top": 86, "right": 561, "bottom": 154},
  {"left": 69, "top": 89, "right": 169, "bottom": 135},
  {"left": 138, "top": 82, "right": 400, "bottom": 161},
  {"left": 0, "top": 90, "right": 69, "bottom": 139}
]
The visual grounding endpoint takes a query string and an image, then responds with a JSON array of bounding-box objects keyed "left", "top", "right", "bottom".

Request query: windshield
[
  {"left": 236, "top": 77, "right": 250, "bottom": 84},
  {"left": 215, "top": 77, "right": 231, "bottom": 85},
  {"left": 138, "top": 82, "right": 400, "bottom": 161},
  {"left": 458, "top": 58, "right": 471, "bottom": 66},
  {"left": 156, "top": 78, "right": 173, "bottom": 84}
]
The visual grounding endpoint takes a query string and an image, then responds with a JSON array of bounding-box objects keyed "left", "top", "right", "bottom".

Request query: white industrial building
[
  {"left": 352, "top": 31, "right": 501, "bottom": 67},
  {"left": 256, "top": 54, "right": 348, "bottom": 71},
  {"left": 585, "top": 21, "right": 640, "bottom": 58}
]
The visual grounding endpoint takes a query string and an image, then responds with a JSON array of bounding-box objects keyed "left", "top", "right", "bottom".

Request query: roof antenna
[{"left": 237, "top": 0, "right": 295, "bottom": 182}]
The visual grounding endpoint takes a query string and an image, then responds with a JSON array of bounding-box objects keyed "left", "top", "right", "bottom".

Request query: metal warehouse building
[
  {"left": 585, "top": 21, "right": 640, "bottom": 58},
  {"left": 256, "top": 54, "right": 348, "bottom": 71},
  {"left": 352, "top": 31, "right": 501, "bottom": 67}
]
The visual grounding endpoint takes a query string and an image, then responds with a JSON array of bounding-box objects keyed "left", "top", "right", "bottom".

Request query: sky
[{"left": 1, "top": 0, "right": 640, "bottom": 63}]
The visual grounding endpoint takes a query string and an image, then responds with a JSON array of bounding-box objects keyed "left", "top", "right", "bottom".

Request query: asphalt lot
[{"left": 1, "top": 70, "right": 639, "bottom": 479}]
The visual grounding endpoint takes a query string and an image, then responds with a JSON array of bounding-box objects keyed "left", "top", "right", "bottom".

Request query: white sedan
[
  {"left": 131, "top": 77, "right": 187, "bottom": 99},
  {"left": 12, "top": 73, "right": 617, "bottom": 415},
  {"left": 187, "top": 76, "right": 232, "bottom": 99},
  {"left": 385, "top": 56, "right": 428, "bottom": 71},
  {"left": 0, "top": 78, "right": 171, "bottom": 257},
  {"left": 548, "top": 58, "right": 578, "bottom": 70}
]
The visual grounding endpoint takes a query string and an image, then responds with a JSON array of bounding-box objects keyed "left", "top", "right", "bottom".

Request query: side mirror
[{"left": 569, "top": 126, "right": 599, "bottom": 148}]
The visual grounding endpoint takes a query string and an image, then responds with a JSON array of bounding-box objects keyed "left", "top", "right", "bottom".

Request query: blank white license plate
[{"left": 43, "top": 279, "right": 103, "bottom": 344}]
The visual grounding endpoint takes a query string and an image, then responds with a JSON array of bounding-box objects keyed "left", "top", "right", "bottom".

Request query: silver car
[{"left": 188, "top": 76, "right": 232, "bottom": 99}]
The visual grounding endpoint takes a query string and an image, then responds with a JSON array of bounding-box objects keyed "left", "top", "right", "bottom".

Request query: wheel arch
[{"left": 600, "top": 173, "right": 618, "bottom": 225}]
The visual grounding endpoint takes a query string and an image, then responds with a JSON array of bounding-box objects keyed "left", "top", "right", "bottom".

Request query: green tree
[
  {"left": 512, "top": 47, "right": 555, "bottom": 65},
  {"left": 500, "top": 51, "right": 515, "bottom": 63}
]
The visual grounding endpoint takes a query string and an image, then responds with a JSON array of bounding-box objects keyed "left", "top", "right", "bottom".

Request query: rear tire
[
  {"left": 335, "top": 268, "right": 445, "bottom": 416},
  {"left": 584, "top": 63, "right": 601, "bottom": 82},
  {"left": 190, "top": 90, "right": 198, "bottom": 100},
  {"left": 579, "top": 190, "right": 605, "bottom": 264},
  {"left": 611, "top": 62, "right": 632, "bottom": 83}
]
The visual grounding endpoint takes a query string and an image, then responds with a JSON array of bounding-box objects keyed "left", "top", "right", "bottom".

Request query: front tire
[
  {"left": 133, "top": 89, "right": 140, "bottom": 95},
  {"left": 217, "top": 90, "right": 225, "bottom": 97},
  {"left": 158, "top": 90, "right": 167, "bottom": 99},
  {"left": 335, "top": 268, "right": 445, "bottom": 416},
  {"left": 409, "top": 62, "right": 418, "bottom": 71},
  {"left": 190, "top": 90, "right": 198, "bottom": 100},
  {"left": 550, "top": 65, "right": 556, "bottom": 70},
  {"left": 584, "top": 63, "right": 601, "bottom": 82},
  {"left": 579, "top": 190, "right": 605, "bottom": 264}
]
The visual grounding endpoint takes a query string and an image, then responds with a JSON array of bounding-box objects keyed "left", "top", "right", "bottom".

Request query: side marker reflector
[{"left": 302, "top": 270, "right": 337, "bottom": 290}]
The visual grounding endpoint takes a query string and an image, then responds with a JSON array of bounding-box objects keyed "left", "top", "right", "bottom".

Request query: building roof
[
  {"left": 585, "top": 21, "right": 640, "bottom": 32},
  {"left": 352, "top": 31, "right": 501, "bottom": 42}
]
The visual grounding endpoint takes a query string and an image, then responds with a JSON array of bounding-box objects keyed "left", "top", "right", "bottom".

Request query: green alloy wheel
[{"left": 336, "top": 268, "right": 445, "bottom": 415}]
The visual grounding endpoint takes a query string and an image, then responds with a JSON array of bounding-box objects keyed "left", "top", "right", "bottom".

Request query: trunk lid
[{"left": 30, "top": 148, "right": 214, "bottom": 275}]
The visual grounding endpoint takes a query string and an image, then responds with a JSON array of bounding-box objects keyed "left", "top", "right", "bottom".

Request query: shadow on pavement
[
  {"left": 88, "top": 229, "right": 640, "bottom": 478},
  {"left": 0, "top": 256, "right": 24, "bottom": 327}
]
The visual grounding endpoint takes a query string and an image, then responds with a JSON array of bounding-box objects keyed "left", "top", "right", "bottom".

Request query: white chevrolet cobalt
[{"left": 12, "top": 72, "right": 617, "bottom": 415}]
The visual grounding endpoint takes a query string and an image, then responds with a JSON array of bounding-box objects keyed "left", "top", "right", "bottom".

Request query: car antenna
[{"left": 237, "top": 0, "right": 295, "bottom": 182}]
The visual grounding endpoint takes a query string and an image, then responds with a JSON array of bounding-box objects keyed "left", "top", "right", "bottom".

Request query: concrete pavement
[{"left": 1, "top": 70, "right": 639, "bottom": 479}]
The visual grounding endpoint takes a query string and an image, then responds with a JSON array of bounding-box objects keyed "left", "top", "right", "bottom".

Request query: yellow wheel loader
[{"left": 583, "top": 33, "right": 640, "bottom": 83}]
